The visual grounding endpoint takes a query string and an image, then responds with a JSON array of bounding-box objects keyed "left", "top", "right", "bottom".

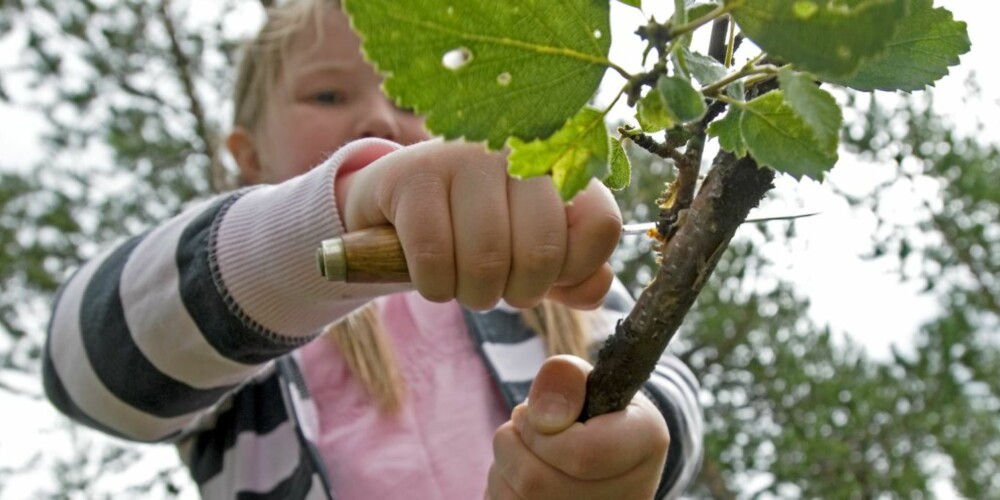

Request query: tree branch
[
  {"left": 580, "top": 15, "right": 774, "bottom": 420},
  {"left": 582, "top": 152, "right": 774, "bottom": 419},
  {"left": 158, "top": 0, "right": 225, "bottom": 192}
]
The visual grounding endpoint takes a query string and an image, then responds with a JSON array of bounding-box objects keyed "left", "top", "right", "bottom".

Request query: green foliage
[
  {"left": 509, "top": 107, "right": 611, "bottom": 201},
  {"left": 605, "top": 137, "right": 631, "bottom": 191},
  {"left": 676, "top": 47, "right": 728, "bottom": 86},
  {"left": 342, "top": 0, "right": 612, "bottom": 150},
  {"left": 345, "top": 0, "right": 968, "bottom": 198},
  {"left": 777, "top": 68, "right": 841, "bottom": 153},
  {"left": 829, "top": 0, "right": 971, "bottom": 91},
  {"left": 636, "top": 89, "right": 675, "bottom": 132},
  {"left": 739, "top": 91, "right": 838, "bottom": 181},
  {"left": 707, "top": 107, "right": 747, "bottom": 158},
  {"left": 729, "top": 0, "right": 908, "bottom": 78},
  {"left": 657, "top": 75, "right": 708, "bottom": 123}
]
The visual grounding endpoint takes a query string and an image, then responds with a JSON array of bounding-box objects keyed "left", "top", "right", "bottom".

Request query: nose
[{"left": 354, "top": 93, "right": 402, "bottom": 142}]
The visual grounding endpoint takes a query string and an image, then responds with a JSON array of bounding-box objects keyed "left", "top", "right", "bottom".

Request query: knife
[{"left": 317, "top": 212, "right": 818, "bottom": 283}]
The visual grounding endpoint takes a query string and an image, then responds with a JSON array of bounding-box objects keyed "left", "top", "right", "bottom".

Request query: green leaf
[
  {"left": 617, "top": 0, "right": 642, "bottom": 8},
  {"left": 777, "top": 68, "right": 842, "bottom": 154},
  {"left": 708, "top": 107, "right": 747, "bottom": 158},
  {"left": 343, "top": 0, "right": 611, "bottom": 149},
  {"left": 727, "top": 78, "right": 746, "bottom": 101},
  {"left": 828, "top": 0, "right": 970, "bottom": 91},
  {"left": 509, "top": 107, "right": 610, "bottom": 201},
  {"left": 740, "top": 91, "right": 838, "bottom": 180},
  {"left": 658, "top": 75, "right": 707, "bottom": 123},
  {"left": 636, "top": 89, "right": 675, "bottom": 132},
  {"left": 729, "top": 0, "right": 909, "bottom": 78},
  {"left": 678, "top": 47, "right": 727, "bottom": 87},
  {"left": 605, "top": 137, "right": 631, "bottom": 190},
  {"left": 687, "top": 2, "right": 721, "bottom": 22}
]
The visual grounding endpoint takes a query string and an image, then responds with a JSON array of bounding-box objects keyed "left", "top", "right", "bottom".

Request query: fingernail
[{"left": 530, "top": 392, "right": 572, "bottom": 432}]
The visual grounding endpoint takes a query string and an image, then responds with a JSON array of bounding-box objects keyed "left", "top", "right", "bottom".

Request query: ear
[{"left": 226, "top": 127, "right": 263, "bottom": 185}]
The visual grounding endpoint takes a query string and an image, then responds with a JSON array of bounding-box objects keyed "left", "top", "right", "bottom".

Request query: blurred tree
[
  {"left": 614, "top": 96, "right": 999, "bottom": 496},
  {"left": 0, "top": 0, "right": 251, "bottom": 496},
  {"left": 0, "top": 0, "right": 996, "bottom": 498}
]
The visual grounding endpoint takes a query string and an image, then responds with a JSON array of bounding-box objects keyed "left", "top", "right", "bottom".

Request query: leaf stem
[
  {"left": 608, "top": 61, "right": 632, "bottom": 80},
  {"left": 701, "top": 61, "right": 779, "bottom": 97},
  {"left": 668, "top": 3, "right": 735, "bottom": 41},
  {"left": 724, "top": 17, "right": 736, "bottom": 68}
]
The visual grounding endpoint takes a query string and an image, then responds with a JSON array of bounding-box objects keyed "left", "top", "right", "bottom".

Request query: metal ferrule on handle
[{"left": 316, "top": 226, "right": 410, "bottom": 283}]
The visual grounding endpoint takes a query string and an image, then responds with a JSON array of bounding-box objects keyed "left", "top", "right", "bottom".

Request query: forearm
[{"left": 43, "top": 138, "right": 408, "bottom": 441}]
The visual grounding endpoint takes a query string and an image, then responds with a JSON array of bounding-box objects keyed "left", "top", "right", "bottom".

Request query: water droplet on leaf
[
  {"left": 496, "top": 72, "right": 512, "bottom": 86},
  {"left": 792, "top": 1, "right": 818, "bottom": 19},
  {"left": 442, "top": 47, "right": 473, "bottom": 70},
  {"left": 593, "top": 29, "right": 602, "bottom": 39}
]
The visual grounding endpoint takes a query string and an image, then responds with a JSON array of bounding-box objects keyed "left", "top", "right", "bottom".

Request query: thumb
[{"left": 526, "top": 355, "right": 592, "bottom": 435}]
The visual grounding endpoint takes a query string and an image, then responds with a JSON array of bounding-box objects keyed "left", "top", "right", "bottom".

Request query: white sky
[{"left": 0, "top": 1, "right": 994, "bottom": 497}]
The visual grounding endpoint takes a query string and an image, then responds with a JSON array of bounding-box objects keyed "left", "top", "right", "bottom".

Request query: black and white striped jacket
[{"left": 43, "top": 157, "right": 703, "bottom": 499}]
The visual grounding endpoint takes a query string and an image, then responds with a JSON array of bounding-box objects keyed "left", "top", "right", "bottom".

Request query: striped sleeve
[
  {"left": 43, "top": 138, "right": 410, "bottom": 442},
  {"left": 643, "top": 355, "right": 704, "bottom": 499},
  {"left": 179, "top": 365, "right": 328, "bottom": 500}
]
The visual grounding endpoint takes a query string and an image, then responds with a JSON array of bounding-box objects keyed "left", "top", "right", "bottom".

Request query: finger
[
  {"left": 544, "top": 263, "right": 614, "bottom": 310},
  {"left": 492, "top": 420, "right": 576, "bottom": 500},
  {"left": 517, "top": 393, "right": 670, "bottom": 481},
  {"left": 503, "top": 176, "right": 567, "bottom": 308},
  {"left": 493, "top": 417, "right": 661, "bottom": 500},
  {"left": 525, "top": 355, "right": 591, "bottom": 435},
  {"left": 486, "top": 464, "right": 523, "bottom": 500},
  {"left": 557, "top": 179, "right": 621, "bottom": 287},
  {"left": 450, "top": 148, "right": 512, "bottom": 309},
  {"left": 374, "top": 144, "right": 457, "bottom": 302}
]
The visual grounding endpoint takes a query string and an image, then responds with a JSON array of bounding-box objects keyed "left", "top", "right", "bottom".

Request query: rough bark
[{"left": 581, "top": 152, "right": 775, "bottom": 420}]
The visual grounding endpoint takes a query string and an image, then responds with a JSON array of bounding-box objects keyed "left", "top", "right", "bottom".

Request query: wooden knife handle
[{"left": 316, "top": 225, "right": 410, "bottom": 283}]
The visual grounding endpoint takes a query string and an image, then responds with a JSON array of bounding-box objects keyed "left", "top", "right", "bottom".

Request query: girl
[{"left": 43, "top": 0, "right": 703, "bottom": 498}]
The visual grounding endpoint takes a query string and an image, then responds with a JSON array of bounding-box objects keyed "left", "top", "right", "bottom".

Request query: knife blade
[
  {"left": 621, "top": 211, "right": 819, "bottom": 236},
  {"left": 317, "top": 212, "right": 819, "bottom": 282}
]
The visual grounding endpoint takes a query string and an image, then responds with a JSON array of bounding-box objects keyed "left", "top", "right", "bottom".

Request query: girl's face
[{"left": 233, "top": 8, "right": 429, "bottom": 185}]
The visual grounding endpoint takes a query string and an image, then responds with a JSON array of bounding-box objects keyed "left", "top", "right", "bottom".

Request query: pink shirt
[{"left": 299, "top": 292, "right": 509, "bottom": 500}]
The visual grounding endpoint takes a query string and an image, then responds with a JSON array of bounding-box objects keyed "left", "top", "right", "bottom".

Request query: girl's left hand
[{"left": 487, "top": 355, "right": 670, "bottom": 499}]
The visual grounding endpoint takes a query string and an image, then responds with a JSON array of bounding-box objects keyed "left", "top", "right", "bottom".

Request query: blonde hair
[
  {"left": 232, "top": 0, "right": 335, "bottom": 134},
  {"left": 233, "top": 0, "right": 595, "bottom": 413},
  {"left": 326, "top": 301, "right": 593, "bottom": 413}
]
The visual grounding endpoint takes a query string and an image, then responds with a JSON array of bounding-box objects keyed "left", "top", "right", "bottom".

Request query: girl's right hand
[{"left": 335, "top": 139, "right": 622, "bottom": 311}]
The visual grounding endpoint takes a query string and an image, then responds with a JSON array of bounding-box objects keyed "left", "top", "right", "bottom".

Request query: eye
[{"left": 313, "top": 90, "right": 345, "bottom": 105}]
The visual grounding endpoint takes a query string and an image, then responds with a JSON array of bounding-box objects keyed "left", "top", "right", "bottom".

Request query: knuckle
[
  {"left": 519, "top": 242, "right": 565, "bottom": 274},
  {"left": 379, "top": 170, "right": 448, "bottom": 217},
  {"left": 463, "top": 249, "right": 510, "bottom": 281},
  {"left": 410, "top": 244, "right": 451, "bottom": 271},
  {"left": 491, "top": 423, "right": 509, "bottom": 456}
]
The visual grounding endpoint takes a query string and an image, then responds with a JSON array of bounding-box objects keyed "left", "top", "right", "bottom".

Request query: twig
[{"left": 158, "top": 0, "right": 224, "bottom": 192}]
